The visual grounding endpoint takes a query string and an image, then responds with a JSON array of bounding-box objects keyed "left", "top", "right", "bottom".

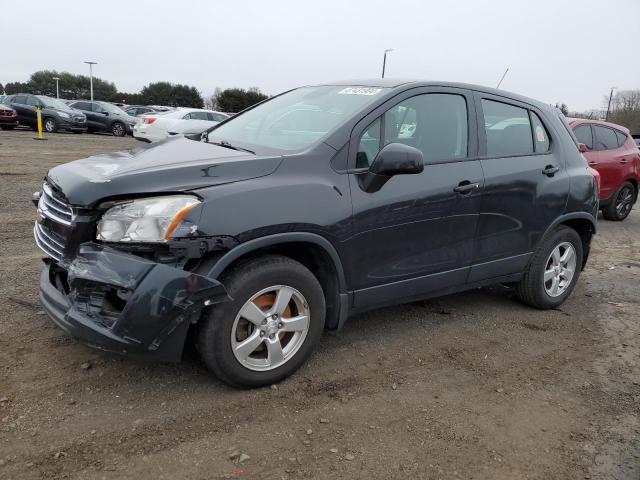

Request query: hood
[{"left": 47, "top": 136, "right": 283, "bottom": 207}]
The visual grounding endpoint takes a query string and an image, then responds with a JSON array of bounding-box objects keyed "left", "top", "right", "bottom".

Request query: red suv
[
  {"left": 0, "top": 104, "right": 18, "bottom": 130},
  {"left": 570, "top": 119, "right": 640, "bottom": 221}
]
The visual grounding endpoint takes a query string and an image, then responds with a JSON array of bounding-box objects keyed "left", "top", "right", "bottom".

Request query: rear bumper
[{"left": 39, "top": 243, "right": 229, "bottom": 361}]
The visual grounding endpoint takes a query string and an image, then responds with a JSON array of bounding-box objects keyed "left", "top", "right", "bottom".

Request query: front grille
[
  {"left": 39, "top": 184, "right": 73, "bottom": 225},
  {"left": 34, "top": 183, "right": 74, "bottom": 261},
  {"left": 0, "top": 111, "right": 14, "bottom": 117},
  {"left": 34, "top": 222, "right": 65, "bottom": 262}
]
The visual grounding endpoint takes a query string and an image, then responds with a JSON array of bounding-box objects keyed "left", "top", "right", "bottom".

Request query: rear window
[
  {"left": 594, "top": 126, "right": 618, "bottom": 151},
  {"left": 482, "top": 99, "right": 533, "bottom": 156}
]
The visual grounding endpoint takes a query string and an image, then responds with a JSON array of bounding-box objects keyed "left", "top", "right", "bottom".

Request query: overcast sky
[{"left": 3, "top": 0, "right": 638, "bottom": 111}]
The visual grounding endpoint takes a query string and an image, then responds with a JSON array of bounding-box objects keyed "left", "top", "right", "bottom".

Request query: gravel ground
[{"left": 0, "top": 128, "right": 638, "bottom": 480}]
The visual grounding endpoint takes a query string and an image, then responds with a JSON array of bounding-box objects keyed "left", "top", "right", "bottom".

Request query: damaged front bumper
[{"left": 39, "top": 243, "right": 229, "bottom": 361}]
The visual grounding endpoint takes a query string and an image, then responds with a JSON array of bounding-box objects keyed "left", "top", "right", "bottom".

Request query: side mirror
[
  {"left": 359, "top": 143, "right": 424, "bottom": 193},
  {"left": 578, "top": 143, "right": 588, "bottom": 153},
  {"left": 102, "top": 111, "right": 109, "bottom": 116}
]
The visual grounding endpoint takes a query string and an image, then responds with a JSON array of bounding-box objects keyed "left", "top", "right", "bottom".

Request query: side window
[
  {"left": 594, "top": 126, "right": 618, "bottom": 151},
  {"left": 384, "top": 94, "right": 468, "bottom": 162},
  {"left": 26, "top": 96, "right": 40, "bottom": 107},
  {"left": 482, "top": 99, "right": 533, "bottom": 156},
  {"left": 92, "top": 103, "right": 104, "bottom": 113},
  {"left": 73, "top": 102, "right": 90, "bottom": 111},
  {"left": 188, "top": 111, "right": 209, "bottom": 120},
  {"left": 356, "top": 118, "right": 381, "bottom": 168},
  {"left": 573, "top": 124, "right": 593, "bottom": 150},
  {"left": 530, "top": 112, "right": 550, "bottom": 152},
  {"left": 615, "top": 130, "right": 628, "bottom": 148},
  {"left": 211, "top": 113, "right": 228, "bottom": 122},
  {"left": 13, "top": 96, "right": 27, "bottom": 104}
]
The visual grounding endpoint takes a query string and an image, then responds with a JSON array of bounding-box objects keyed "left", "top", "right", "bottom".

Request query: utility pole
[
  {"left": 496, "top": 68, "right": 509, "bottom": 89},
  {"left": 84, "top": 61, "right": 98, "bottom": 101},
  {"left": 52, "top": 77, "right": 60, "bottom": 98},
  {"left": 605, "top": 86, "right": 616, "bottom": 121},
  {"left": 381, "top": 49, "right": 393, "bottom": 78}
]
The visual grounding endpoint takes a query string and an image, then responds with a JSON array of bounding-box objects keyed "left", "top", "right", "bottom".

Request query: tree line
[{"left": 0, "top": 71, "right": 269, "bottom": 113}]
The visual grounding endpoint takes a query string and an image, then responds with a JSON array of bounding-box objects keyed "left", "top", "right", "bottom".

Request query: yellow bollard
[{"left": 33, "top": 106, "right": 47, "bottom": 141}]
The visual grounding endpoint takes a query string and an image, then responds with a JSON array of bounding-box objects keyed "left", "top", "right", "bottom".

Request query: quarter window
[
  {"left": 573, "top": 124, "right": 593, "bottom": 150},
  {"left": 594, "top": 126, "right": 618, "bottom": 151},
  {"left": 615, "top": 130, "right": 628, "bottom": 147},
  {"left": 482, "top": 100, "right": 533, "bottom": 156},
  {"left": 530, "top": 112, "right": 550, "bottom": 152}
]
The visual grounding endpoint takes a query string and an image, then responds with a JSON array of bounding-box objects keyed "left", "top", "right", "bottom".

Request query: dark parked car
[
  {"left": 68, "top": 100, "right": 136, "bottom": 136},
  {"left": 570, "top": 119, "right": 640, "bottom": 221},
  {"left": 3, "top": 94, "right": 86, "bottom": 133},
  {"left": 0, "top": 104, "right": 19, "bottom": 129},
  {"left": 34, "top": 80, "right": 598, "bottom": 388}
]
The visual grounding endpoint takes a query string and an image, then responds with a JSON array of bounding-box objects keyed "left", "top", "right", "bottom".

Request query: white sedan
[{"left": 133, "top": 108, "right": 229, "bottom": 143}]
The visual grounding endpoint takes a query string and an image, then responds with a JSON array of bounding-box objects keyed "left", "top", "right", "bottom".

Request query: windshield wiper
[{"left": 209, "top": 139, "right": 255, "bottom": 155}]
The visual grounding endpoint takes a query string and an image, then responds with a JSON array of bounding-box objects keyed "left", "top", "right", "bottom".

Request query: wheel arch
[
  {"left": 544, "top": 212, "right": 596, "bottom": 270},
  {"left": 200, "top": 233, "right": 349, "bottom": 331}
]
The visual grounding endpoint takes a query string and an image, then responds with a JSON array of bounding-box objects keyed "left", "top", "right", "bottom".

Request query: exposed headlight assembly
[{"left": 96, "top": 195, "right": 200, "bottom": 243}]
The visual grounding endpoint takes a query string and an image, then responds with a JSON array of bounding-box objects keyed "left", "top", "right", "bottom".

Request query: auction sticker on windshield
[{"left": 338, "top": 87, "right": 382, "bottom": 95}]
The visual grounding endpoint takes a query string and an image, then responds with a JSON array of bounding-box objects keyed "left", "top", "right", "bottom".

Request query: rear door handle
[
  {"left": 453, "top": 181, "right": 479, "bottom": 194},
  {"left": 542, "top": 165, "right": 559, "bottom": 176},
  {"left": 620, "top": 158, "right": 628, "bottom": 164}
]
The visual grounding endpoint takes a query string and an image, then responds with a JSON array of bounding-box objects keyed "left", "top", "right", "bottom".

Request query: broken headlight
[{"left": 96, "top": 195, "right": 200, "bottom": 243}]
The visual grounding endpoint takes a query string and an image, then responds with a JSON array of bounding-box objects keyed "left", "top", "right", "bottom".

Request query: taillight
[
  {"left": 588, "top": 166, "right": 601, "bottom": 196},
  {"left": 143, "top": 117, "right": 156, "bottom": 124}
]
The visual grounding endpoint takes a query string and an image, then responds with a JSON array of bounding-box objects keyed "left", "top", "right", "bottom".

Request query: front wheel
[
  {"left": 516, "top": 226, "right": 583, "bottom": 309},
  {"left": 602, "top": 181, "right": 636, "bottom": 221},
  {"left": 111, "top": 122, "right": 126, "bottom": 137},
  {"left": 197, "top": 255, "right": 326, "bottom": 388}
]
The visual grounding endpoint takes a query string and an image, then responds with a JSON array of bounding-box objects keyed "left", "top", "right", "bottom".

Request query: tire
[
  {"left": 602, "top": 181, "right": 636, "bottom": 221},
  {"left": 43, "top": 117, "right": 58, "bottom": 133},
  {"left": 197, "top": 255, "right": 326, "bottom": 388},
  {"left": 516, "top": 226, "right": 583, "bottom": 309},
  {"left": 111, "top": 122, "right": 126, "bottom": 137}
]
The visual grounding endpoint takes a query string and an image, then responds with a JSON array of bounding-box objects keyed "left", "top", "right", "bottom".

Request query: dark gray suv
[
  {"left": 68, "top": 101, "right": 136, "bottom": 136},
  {"left": 3, "top": 94, "right": 87, "bottom": 133},
  {"left": 34, "top": 80, "right": 598, "bottom": 388}
]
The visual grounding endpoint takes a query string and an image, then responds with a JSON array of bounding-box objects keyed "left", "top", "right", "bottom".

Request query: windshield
[
  {"left": 39, "top": 97, "right": 73, "bottom": 111},
  {"left": 207, "top": 85, "right": 388, "bottom": 151},
  {"left": 99, "top": 102, "right": 127, "bottom": 114}
]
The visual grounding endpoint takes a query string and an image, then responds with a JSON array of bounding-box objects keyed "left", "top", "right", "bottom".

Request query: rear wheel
[
  {"left": 602, "top": 181, "right": 635, "bottom": 221},
  {"left": 516, "top": 226, "right": 583, "bottom": 309},
  {"left": 197, "top": 255, "right": 325, "bottom": 388},
  {"left": 111, "top": 122, "right": 126, "bottom": 137},
  {"left": 43, "top": 117, "right": 58, "bottom": 133}
]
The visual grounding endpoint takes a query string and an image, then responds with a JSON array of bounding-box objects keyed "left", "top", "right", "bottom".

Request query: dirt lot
[{"left": 0, "top": 128, "right": 638, "bottom": 480}]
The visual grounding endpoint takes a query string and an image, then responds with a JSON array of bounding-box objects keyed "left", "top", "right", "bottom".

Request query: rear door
[
  {"left": 71, "top": 102, "right": 98, "bottom": 130},
  {"left": 469, "top": 94, "right": 569, "bottom": 281},
  {"left": 592, "top": 125, "right": 625, "bottom": 199},
  {"left": 345, "top": 87, "right": 484, "bottom": 309}
]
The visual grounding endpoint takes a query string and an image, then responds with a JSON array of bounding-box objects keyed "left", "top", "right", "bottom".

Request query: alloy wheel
[
  {"left": 231, "top": 285, "right": 310, "bottom": 371},
  {"left": 112, "top": 123, "right": 125, "bottom": 136},
  {"left": 45, "top": 119, "right": 55, "bottom": 132},
  {"left": 543, "top": 241, "right": 577, "bottom": 297},
  {"left": 615, "top": 186, "right": 634, "bottom": 218}
]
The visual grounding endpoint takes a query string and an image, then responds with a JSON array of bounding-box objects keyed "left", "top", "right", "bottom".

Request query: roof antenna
[{"left": 496, "top": 68, "right": 509, "bottom": 89}]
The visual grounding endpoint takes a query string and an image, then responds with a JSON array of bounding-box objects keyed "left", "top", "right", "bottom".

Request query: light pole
[
  {"left": 605, "top": 86, "right": 616, "bottom": 121},
  {"left": 84, "top": 61, "right": 98, "bottom": 101},
  {"left": 52, "top": 77, "right": 60, "bottom": 98},
  {"left": 381, "top": 49, "right": 393, "bottom": 78}
]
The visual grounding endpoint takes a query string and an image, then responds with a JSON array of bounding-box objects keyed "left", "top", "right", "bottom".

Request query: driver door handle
[{"left": 453, "top": 181, "right": 479, "bottom": 194}]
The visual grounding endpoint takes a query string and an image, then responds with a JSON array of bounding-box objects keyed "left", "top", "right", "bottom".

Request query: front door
[
  {"left": 469, "top": 94, "right": 570, "bottom": 281},
  {"left": 343, "top": 88, "right": 484, "bottom": 310}
]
